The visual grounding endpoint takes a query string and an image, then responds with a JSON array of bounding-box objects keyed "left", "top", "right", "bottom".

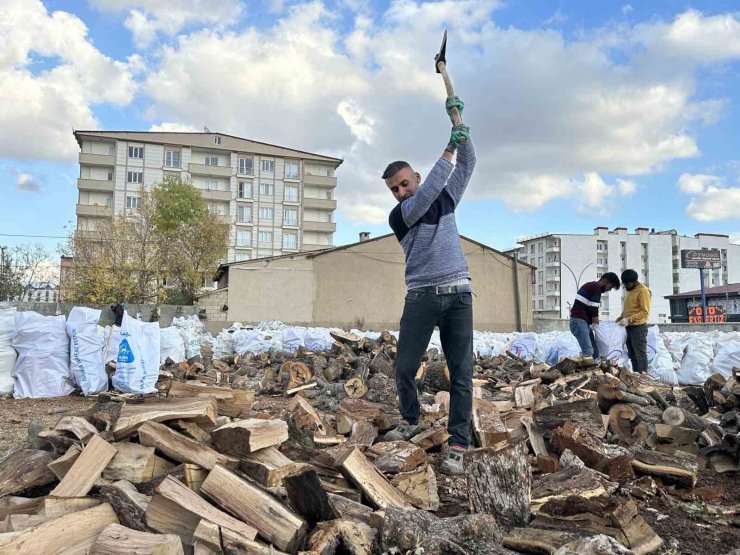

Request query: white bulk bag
[
  {"left": 212, "top": 329, "right": 235, "bottom": 360},
  {"left": 0, "top": 306, "right": 17, "bottom": 395},
  {"left": 102, "top": 325, "right": 122, "bottom": 364},
  {"left": 505, "top": 332, "right": 539, "bottom": 361},
  {"left": 282, "top": 327, "right": 306, "bottom": 352},
  {"left": 112, "top": 313, "right": 160, "bottom": 394},
  {"left": 160, "top": 326, "right": 186, "bottom": 364},
  {"left": 67, "top": 307, "right": 107, "bottom": 396},
  {"left": 677, "top": 336, "right": 714, "bottom": 385},
  {"left": 711, "top": 340, "right": 740, "bottom": 380},
  {"left": 233, "top": 329, "right": 267, "bottom": 354},
  {"left": 593, "top": 322, "right": 628, "bottom": 365},
  {"left": 647, "top": 326, "right": 679, "bottom": 385},
  {"left": 12, "top": 313, "right": 73, "bottom": 398}
]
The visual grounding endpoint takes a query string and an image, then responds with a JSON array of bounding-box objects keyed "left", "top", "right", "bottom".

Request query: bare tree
[{"left": 0, "top": 243, "right": 55, "bottom": 302}]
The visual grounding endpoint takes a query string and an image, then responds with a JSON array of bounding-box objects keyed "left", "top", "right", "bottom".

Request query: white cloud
[
  {"left": 89, "top": 0, "right": 244, "bottom": 48},
  {"left": 149, "top": 122, "right": 201, "bottom": 132},
  {"left": 730, "top": 233, "right": 740, "bottom": 245},
  {"left": 0, "top": 0, "right": 138, "bottom": 161},
  {"left": 622, "top": 4, "right": 634, "bottom": 15},
  {"left": 686, "top": 187, "right": 740, "bottom": 221},
  {"left": 678, "top": 173, "right": 723, "bottom": 194},
  {"left": 16, "top": 172, "right": 41, "bottom": 193},
  {"left": 137, "top": 3, "right": 740, "bottom": 223}
]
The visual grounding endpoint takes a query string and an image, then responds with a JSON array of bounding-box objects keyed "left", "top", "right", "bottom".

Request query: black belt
[{"left": 412, "top": 284, "right": 472, "bottom": 295}]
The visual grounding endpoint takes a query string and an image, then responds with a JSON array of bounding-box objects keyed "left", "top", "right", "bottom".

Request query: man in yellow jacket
[{"left": 616, "top": 269, "right": 652, "bottom": 373}]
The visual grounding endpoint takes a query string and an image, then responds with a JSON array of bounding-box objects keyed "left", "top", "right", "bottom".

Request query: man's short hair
[
  {"left": 382, "top": 161, "right": 411, "bottom": 180},
  {"left": 601, "top": 272, "right": 620, "bottom": 290},
  {"left": 621, "top": 269, "right": 639, "bottom": 284}
]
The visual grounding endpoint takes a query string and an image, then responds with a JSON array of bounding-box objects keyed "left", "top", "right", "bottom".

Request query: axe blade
[{"left": 434, "top": 30, "right": 447, "bottom": 73}]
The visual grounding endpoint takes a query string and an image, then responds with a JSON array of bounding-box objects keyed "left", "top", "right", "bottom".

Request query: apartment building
[
  {"left": 506, "top": 227, "right": 740, "bottom": 323},
  {"left": 73, "top": 131, "right": 342, "bottom": 262}
]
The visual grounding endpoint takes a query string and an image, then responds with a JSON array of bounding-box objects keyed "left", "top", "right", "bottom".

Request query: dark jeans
[
  {"left": 396, "top": 289, "right": 474, "bottom": 448},
  {"left": 569, "top": 318, "right": 599, "bottom": 358},
  {"left": 626, "top": 324, "right": 648, "bottom": 373}
]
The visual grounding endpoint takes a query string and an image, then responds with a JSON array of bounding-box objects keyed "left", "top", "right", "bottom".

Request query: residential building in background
[
  {"left": 16, "top": 283, "right": 59, "bottom": 304},
  {"left": 73, "top": 131, "right": 342, "bottom": 262},
  {"left": 505, "top": 228, "right": 740, "bottom": 323}
]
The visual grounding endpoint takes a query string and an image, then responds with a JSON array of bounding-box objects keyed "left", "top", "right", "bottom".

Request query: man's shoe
[
  {"left": 579, "top": 355, "right": 597, "bottom": 366},
  {"left": 384, "top": 422, "right": 422, "bottom": 442},
  {"left": 440, "top": 446, "right": 466, "bottom": 475}
]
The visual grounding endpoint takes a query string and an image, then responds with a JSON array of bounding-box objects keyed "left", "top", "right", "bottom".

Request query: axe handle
[{"left": 437, "top": 61, "right": 465, "bottom": 140}]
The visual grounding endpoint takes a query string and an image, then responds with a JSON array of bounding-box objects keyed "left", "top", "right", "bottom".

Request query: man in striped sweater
[
  {"left": 569, "top": 272, "right": 620, "bottom": 361},
  {"left": 381, "top": 95, "right": 474, "bottom": 475}
]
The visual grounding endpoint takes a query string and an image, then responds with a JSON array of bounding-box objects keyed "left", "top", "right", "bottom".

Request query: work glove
[
  {"left": 446, "top": 123, "right": 470, "bottom": 153},
  {"left": 445, "top": 95, "right": 464, "bottom": 124},
  {"left": 617, "top": 317, "right": 631, "bottom": 327}
]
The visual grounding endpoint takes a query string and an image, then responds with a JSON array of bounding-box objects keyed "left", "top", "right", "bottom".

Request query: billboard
[
  {"left": 688, "top": 305, "right": 725, "bottom": 324},
  {"left": 681, "top": 249, "right": 722, "bottom": 269}
]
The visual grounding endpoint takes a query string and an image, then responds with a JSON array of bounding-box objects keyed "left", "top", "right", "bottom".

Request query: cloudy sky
[{"left": 1, "top": 0, "right": 739, "bottom": 254}]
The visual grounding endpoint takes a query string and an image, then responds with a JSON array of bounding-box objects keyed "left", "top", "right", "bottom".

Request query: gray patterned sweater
[{"left": 389, "top": 140, "right": 476, "bottom": 289}]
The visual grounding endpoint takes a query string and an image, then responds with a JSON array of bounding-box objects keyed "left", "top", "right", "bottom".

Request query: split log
[
  {"left": 200, "top": 464, "right": 307, "bottom": 553},
  {"left": 327, "top": 493, "right": 384, "bottom": 530},
  {"left": 662, "top": 406, "right": 707, "bottom": 433},
  {"left": 39, "top": 496, "right": 102, "bottom": 518},
  {"left": 597, "top": 383, "right": 651, "bottom": 412},
  {"left": 92, "top": 523, "right": 184, "bottom": 555},
  {"left": 550, "top": 422, "right": 608, "bottom": 468},
  {"left": 103, "top": 442, "right": 174, "bottom": 483},
  {"left": 167, "top": 381, "right": 254, "bottom": 417},
  {"left": 145, "top": 475, "right": 258, "bottom": 545},
  {"left": 346, "top": 420, "right": 378, "bottom": 449},
  {"left": 533, "top": 399, "right": 606, "bottom": 438},
  {"left": 654, "top": 424, "right": 701, "bottom": 446},
  {"left": 211, "top": 418, "right": 288, "bottom": 456},
  {"left": 0, "top": 503, "right": 118, "bottom": 554},
  {"left": 473, "top": 398, "right": 510, "bottom": 447},
  {"left": 138, "top": 421, "right": 238, "bottom": 470},
  {"left": 521, "top": 415, "right": 548, "bottom": 457},
  {"left": 288, "top": 395, "right": 328, "bottom": 445},
  {"left": 391, "top": 464, "right": 439, "bottom": 511},
  {"left": 192, "top": 519, "right": 220, "bottom": 552},
  {"left": 307, "top": 519, "right": 376, "bottom": 555},
  {"left": 239, "top": 447, "right": 300, "bottom": 487},
  {"left": 99, "top": 480, "right": 151, "bottom": 531},
  {"left": 323, "top": 359, "right": 344, "bottom": 382},
  {"left": 3, "top": 514, "right": 52, "bottom": 532},
  {"left": 369, "top": 348, "right": 394, "bottom": 378},
  {"left": 503, "top": 528, "right": 584, "bottom": 554},
  {"left": 631, "top": 448, "right": 699, "bottom": 488},
  {"left": 283, "top": 463, "right": 339, "bottom": 526},
  {"left": 422, "top": 361, "right": 450, "bottom": 394},
  {"left": 113, "top": 397, "right": 218, "bottom": 440},
  {"left": 36, "top": 429, "right": 77, "bottom": 451},
  {"left": 366, "top": 441, "right": 427, "bottom": 474},
  {"left": 344, "top": 377, "right": 368, "bottom": 399},
  {"left": 48, "top": 445, "right": 82, "bottom": 480},
  {"left": 50, "top": 435, "right": 117, "bottom": 498},
  {"left": 336, "top": 398, "right": 395, "bottom": 432},
  {"left": 0, "top": 450, "right": 55, "bottom": 497},
  {"left": 54, "top": 416, "right": 99, "bottom": 442},
  {"left": 531, "top": 465, "right": 618, "bottom": 511},
  {"left": 410, "top": 426, "right": 450, "bottom": 450},
  {"left": 171, "top": 420, "right": 212, "bottom": 444},
  {"left": 184, "top": 464, "right": 208, "bottom": 494},
  {"left": 381, "top": 507, "right": 513, "bottom": 555},
  {"left": 465, "top": 441, "right": 532, "bottom": 527},
  {"left": 337, "top": 448, "right": 414, "bottom": 510},
  {"left": 608, "top": 404, "right": 651, "bottom": 446},
  {"left": 330, "top": 330, "right": 362, "bottom": 349},
  {"left": 220, "top": 527, "right": 290, "bottom": 555}
]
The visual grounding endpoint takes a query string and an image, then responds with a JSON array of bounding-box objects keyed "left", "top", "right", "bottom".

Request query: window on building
[
  {"left": 538, "top": 300, "right": 544, "bottom": 310},
  {"left": 538, "top": 285, "right": 543, "bottom": 295},
  {"left": 285, "top": 161, "right": 300, "bottom": 179},
  {"left": 45, "top": 290, "right": 49, "bottom": 302},
  {"left": 238, "top": 181, "right": 252, "bottom": 199},
  {"left": 165, "top": 150, "right": 181, "bottom": 168},
  {"left": 259, "top": 207, "right": 273, "bottom": 220},
  {"left": 538, "top": 243, "right": 543, "bottom": 253},
  {"left": 283, "top": 233, "right": 298, "bottom": 249},
  {"left": 128, "top": 146, "right": 143, "bottom": 159},
  {"left": 205, "top": 155, "right": 218, "bottom": 166},
  {"left": 598, "top": 257, "right": 604, "bottom": 265},
  {"left": 127, "top": 171, "right": 142, "bottom": 183},
  {"left": 260, "top": 183, "right": 274, "bottom": 196},
  {"left": 261, "top": 160, "right": 275, "bottom": 172},
  {"left": 538, "top": 271, "right": 544, "bottom": 281},
  {"left": 204, "top": 180, "right": 217, "bottom": 190},
  {"left": 107, "top": 171, "right": 113, "bottom": 181},
  {"left": 538, "top": 257, "right": 543, "bottom": 267},
  {"left": 236, "top": 253, "right": 250, "bottom": 262},
  {"left": 326, "top": 190, "right": 333, "bottom": 200},
  {"left": 126, "top": 196, "right": 141, "bottom": 209},
  {"left": 284, "top": 185, "right": 299, "bottom": 202},
  {"left": 237, "top": 205, "right": 251, "bottom": 223},
  {"left": 597, "top": 272, "right": 603, "bottom": 278},
  {"left": 530, "top": 244, "right": 535, "bottom": 254},
  {"left": 259, "top": 231, "right": 272, "bottom": 243},
  {"left": 214, "top": 136, "right": 222, "bottom": 145},
  {"left": 236, "top": 230, "right": 252, "bottom": 247},
  {"left": 283, "top": 208, "right": 298, "bottom": 226},
  {"left": 238, "top": 157, "right": 253, "bottom": 175},
  {"left": 108, "top": 145, "right": 115, "bottom": 155}
]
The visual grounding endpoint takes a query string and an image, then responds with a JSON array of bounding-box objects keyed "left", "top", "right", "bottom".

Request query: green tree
[{"left": 153, "top": 176, "right": 207, "bottom": 233}]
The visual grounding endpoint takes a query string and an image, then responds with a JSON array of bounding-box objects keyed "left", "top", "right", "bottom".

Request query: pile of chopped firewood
[{"left": 0, "top": 329, "right": 738, "bottom": 554}]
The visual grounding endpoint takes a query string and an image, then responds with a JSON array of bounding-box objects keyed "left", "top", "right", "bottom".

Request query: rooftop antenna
[{"left": 204, "top": 126, "right": 211, "bottom": 133}]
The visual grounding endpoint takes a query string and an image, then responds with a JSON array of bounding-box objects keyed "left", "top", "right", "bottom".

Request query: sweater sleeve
[
  {"left": 444, "top": 138, "right": 476, "bottom": 206},
  {"left": 633, "top": 288, "right": 651, "bottom": 322},
  {"left": 400, "top": 157, "right": 454, "bottom": 227}
]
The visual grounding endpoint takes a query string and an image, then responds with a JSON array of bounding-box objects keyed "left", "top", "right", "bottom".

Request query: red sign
[{"left": 688, "top": 305, "right": 725, "bottom": 324}]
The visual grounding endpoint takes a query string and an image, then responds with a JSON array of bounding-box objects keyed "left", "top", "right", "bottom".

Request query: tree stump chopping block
[{"left": 464, "top": 441, "right": 532, "bottom": 527}]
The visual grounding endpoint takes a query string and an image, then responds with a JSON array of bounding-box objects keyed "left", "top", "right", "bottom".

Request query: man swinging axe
[{"left": 382, "top": 31, "right": 475, "bottom": 475}]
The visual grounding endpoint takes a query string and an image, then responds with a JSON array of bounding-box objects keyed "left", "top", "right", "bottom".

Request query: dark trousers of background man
[
  {"left": 394, "top": 289, "right": 473, "bottom": 448},
  {"left": 626, "top": 324, "right": 648, "bottom": 373}
]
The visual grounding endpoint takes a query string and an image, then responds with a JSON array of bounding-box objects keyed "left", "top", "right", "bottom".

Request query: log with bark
[
  {"left": 337, "top": 448, "right": 414, "bottom": 510},
  {"left": 473, "top": 398, "right": 510, "bottom": 447},
  {"left": 307, "top": 519, "right": 376, "bottom": 555},
  {"left": 211, "top": 418, "right": 288, "bottom": 456},
  {"left": 113, "top": 397, "right": 218, "bottom": 440},
  {"left": 50, "top": 435, "right": 117, "bottom": 498},
  {"left": 0, "top": 450, "right": 55, "bottom": 497},
  {"left": 530, "top": 465, "right": 618, "bottom": 511},
  {"left": 54, "top": 416, "right": 99, "bottom": 442},
  {"left": 99, "top": 480, "right": 151, "bottom": 531},
  {"left": 503, "top": 528, "right": 586, "bottom": 554},
  {"left": 534, "top": 399, "right": 606, "bottom": 438},
  {"left": 464, "top": 440, "right": 532, "bottom": 527},
  {"left": 390, "top": 464, "right": 439, "bottom": 511},
  {"left": 365, "top": 441, "right": 427, "bottom": 474},
  {"left": 167, "top": 381, "right": 254, "bottom": 418},
  {"left": 662, "top": 406, "right": 708, "bottom": 433},
  {"left": 138, "top": 421, "right": 238, "bottom": 470},
  {"left": 282, "top": 463, "right": 339, "bottom": 526},
  {"left": 48, "top": 445, "right": 82, "bottom": 480},
  {"left": 92, "top": 523, "right": 184, "bottom": 555},
  {"left": 550, "top": 422, "right": 608, "bottom": 468},
  {"left": 239, "top": 446, "right": 300, "bottom": 487},
  {"left": 103, "top": 442, "right": 174, "bottom": 483},
  {"left": 631, "top": 448, "right": 699, "bottom": 488}
]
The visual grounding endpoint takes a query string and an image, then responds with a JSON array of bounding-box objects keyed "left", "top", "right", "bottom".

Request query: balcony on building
[
  {"left": 302, "top": 242, "right": 333, "bottom": 251},
  {"left": 188, "top": 163, "right": 233, "bottom": 178},
  {"left": 546, "top": 275, "right": 560, "bottom": 282},
  {"left": 546, "top": 245, "right": 560, "bottom": 253},
  {"left": 76, "top": 204, "right": 113, "bottom": 217},
  {"left": 77, "top": 178, "right": 115, "bottom": 193},
  {"left": 303, "top": 221, "right": 336, "bottom": 233},
  {"left": 303, "top": 198, "right": 337, "bottom": 210},
  {"left": 202, "top": 190, "right": 232, "bottom": 202},
  {"left": 79, "top": 152, "right": 115, "bottom": 166},
  {"left": 545, "top": 259, "right": 560, "bottom": 267},
  {"left": 303, "top": 174, "right": 337, "bottom": 187}
]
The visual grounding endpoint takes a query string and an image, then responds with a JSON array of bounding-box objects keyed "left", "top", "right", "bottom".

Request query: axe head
[{"left": 434, "top": 30, "right": 447, "bottom": 73}]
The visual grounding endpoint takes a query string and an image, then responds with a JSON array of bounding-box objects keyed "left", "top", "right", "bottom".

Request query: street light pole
[{"left": 561, "top": 261, "right": 594, "bottom": 291}]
